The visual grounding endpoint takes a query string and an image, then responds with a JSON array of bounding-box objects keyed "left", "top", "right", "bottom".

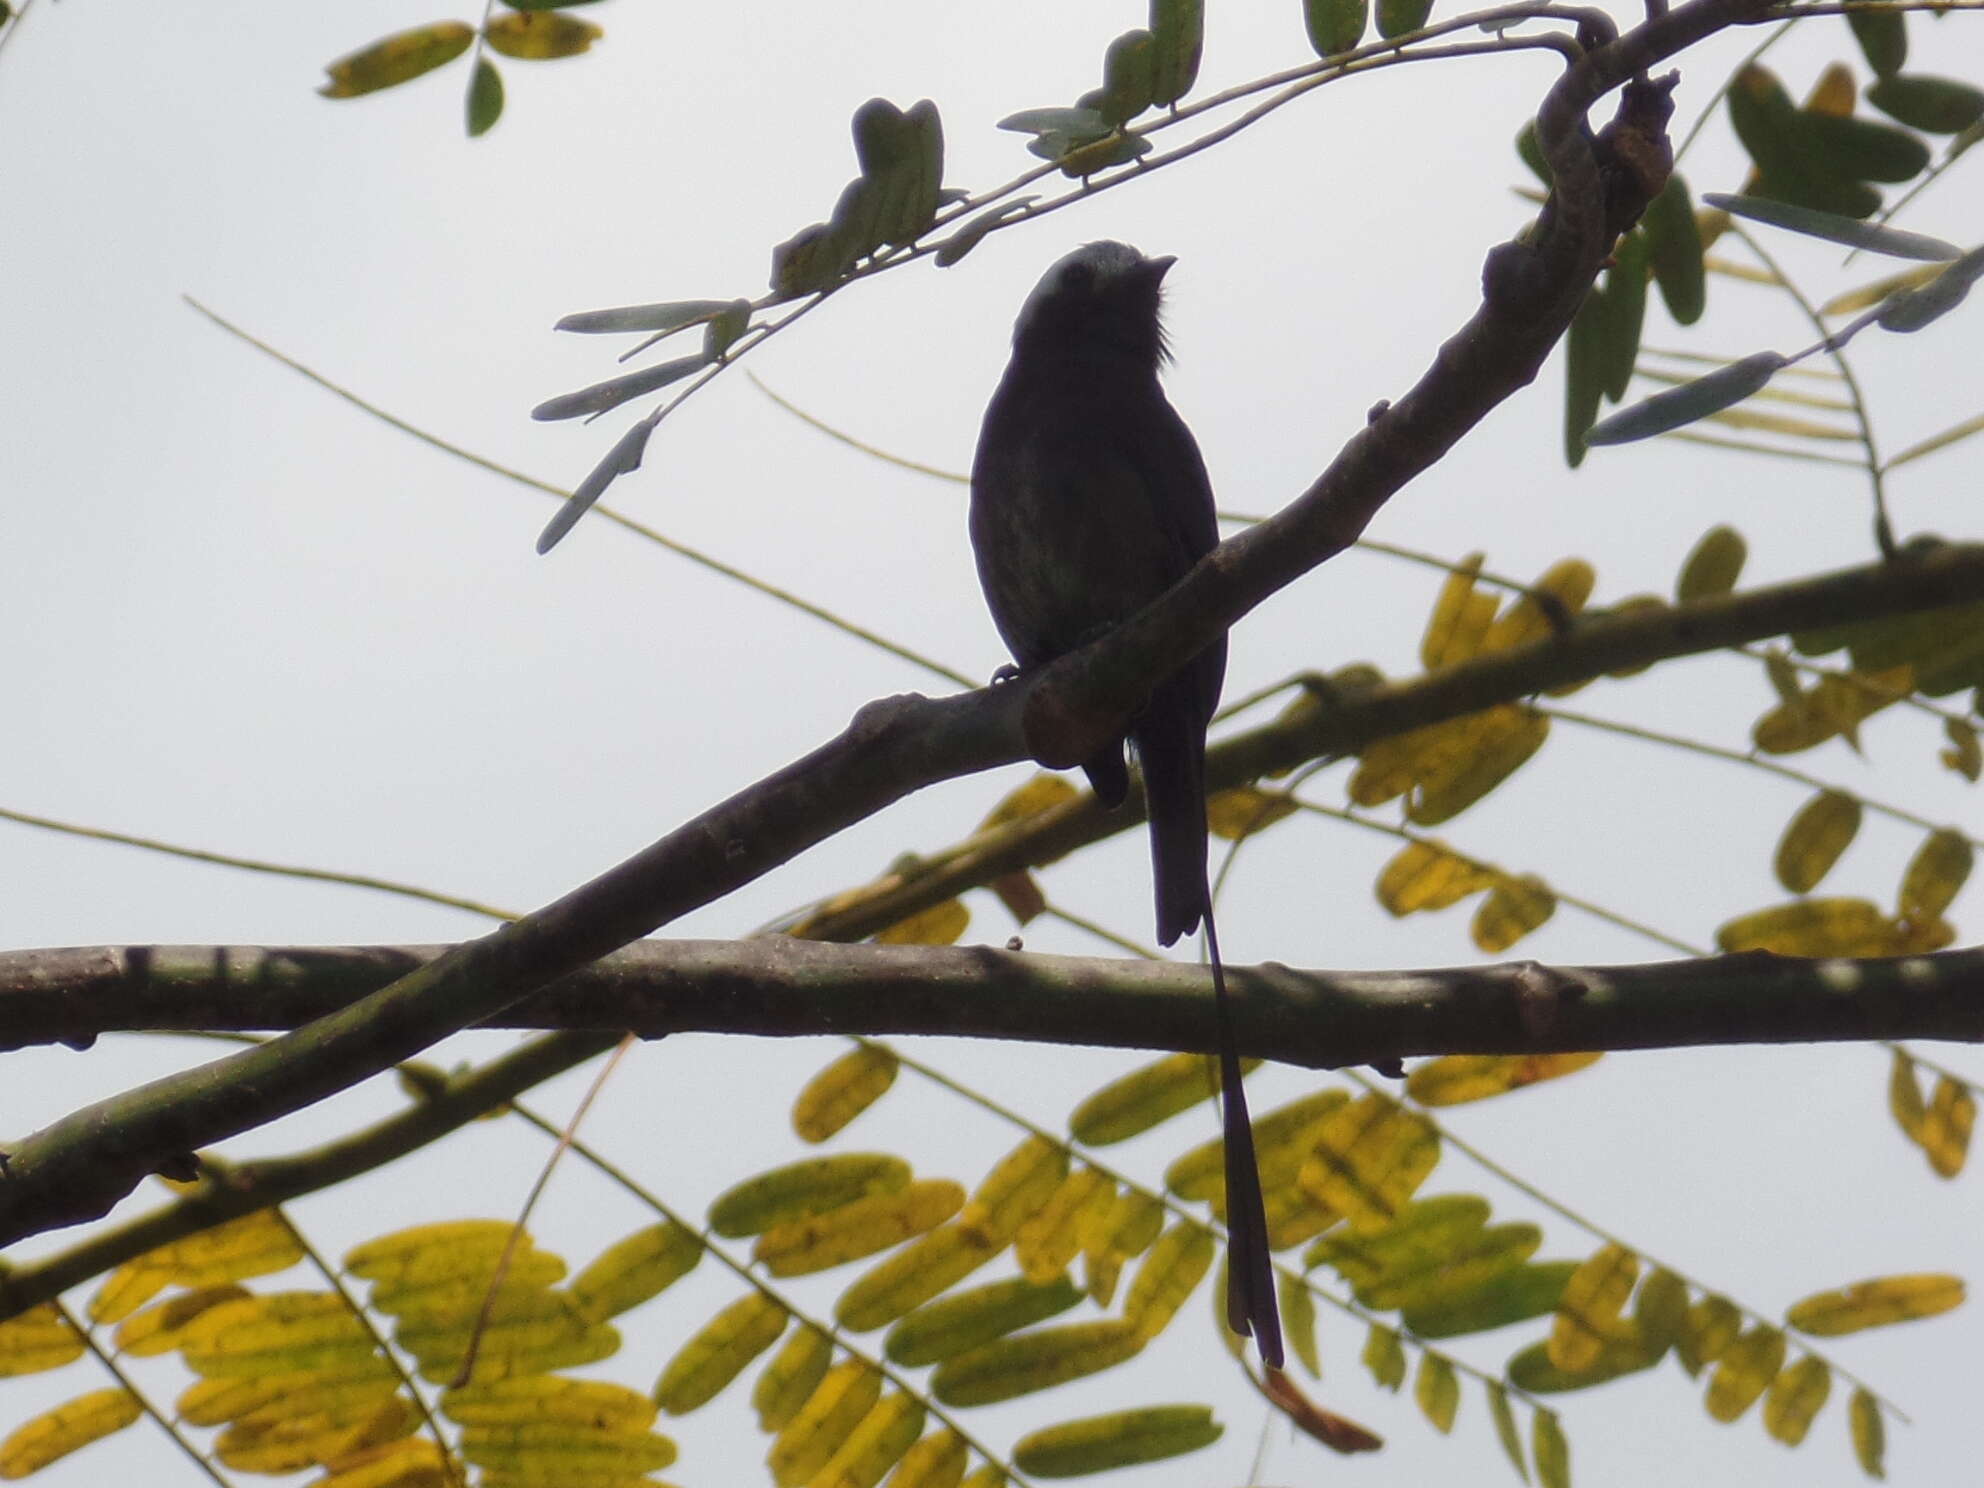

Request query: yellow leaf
[
  {"left": 884, "top": 1276, "right": 1083, "bottom": 1368},
  {"left": 962, "top": 1136, "right": 1067, "bottom": 1246},
  {"left": 794, "top": 1045, "right": 901, "bottom": 1143},
  {"left": 813, "top": 1390, "right": 927, "bottom": 1488},
  {"left": 1299, "top": 1094, "right": 1441, "bottom": 1231},
  {"left": 1762, "top": 1355, "right": 1831, "bottom": 1445},
  {"left": 1805, "top": 59, "right": 1856, "bottom": 114},
  {"left": 1532, "top": 1409, "right": 1571, "bottom": 1488},
  {"left": 442, "top": 1375, "right": 653, "bottom": 1432},
  {"left": 569, "top": 1221, "right": 703, "bottom": 1321},
  {"left": 755, "top": 1179, "right": 964, "bottom": 1277},
  {"left": 885, "top": 1429, "right": 968, "bottom": 1488},
  {"left": 1898, "top": 828, "right": 1972, "bottom": 922},
  {"left": 1550, "top": 1244, "right": 1639, "bottom": 1372},
  {"left": 654, "top": 1292, "right": 788, "bottom": 1415},
  {"left": 1678, "top": 1294, "right": 1741, "bottom": 1375},
  {"left": 112, "top": 1284, "right": 250, "bottom": 1356},
  {"left": 1472, "top": 874, "right": 1556, "bottom": 952},
  {"left": 481, "top": 10, "right": 601, "bottom": 60},
  {"left": 1787, "top": 1274, "right": 1965, "bottom": 1335},
  {"left": 344, "top": 1220, "right": 524, "bottom": 1283},
  {"left": 1420, "top": 554, "right": 1494, "bottom": 670},
  {"left": 1774, "top": 790, "right": 1862, "bottom": 893},
  {"left": 1487, "top": 1382, "right": 1528, "bottom": 1482},
  {"left": 876, "top": 898, "right": 970, "bottom": 946},
  {"left": 319, "top": 23, "right": 474, "bottom": 98},
  {"left": 754, "top": 1326, "right": 835, "bottom": 1434},
  {"left": 1012, "top": 1405, "right": 1222, "bottom": 1476},
  {"left": 1850, "top": 1387, "right": 1885, "bottom": 1479},
  {"left": 1407, "top": 707, "right": 1551, "bottom": 826},
  {"left": 1014, "top": 1169, "right": 1112, "bottom": 1284},
  {"left": 977, "top": 774, "right": 1079, "bottom": 831},
  {"left": 1205, "top": 785, "right": 1297, "bottom": 840},
  {"left": 1888, "top": 1050, "right": 1927, "bottom": 1140},
  {"left": 92, "top": 1209, "right": 304, "bottom": 1323},
  {"left": 1406, "top": 1052, "right": 1600, "bottom": 1107},
  {"left": 0, "top": 1388, "right": 140, "bottom": 1476},
  {"left": 1920, "top": 1075, "right": 1976, "bottom": 1177},
  {"left": 1484, "top": 559, "right": 1597, "bottom": 653},
  {"left": 398, "top": 1292, "right": 615, "bottom": 1384},
  {"left": 837, "top": 1225, "right": 1002, "bottom": 1332},
  {"left": 178, "top": 1292, "right": 376, "bottom": 1378},
  {"left": 1415, "top": 1354, "right": 1460, "bottom": 1433},
  {"left": 1069, "top": 1053, "right": 1229, "bottom": 1146},
  {"left": 1753, "top": 696, "right": 1842, "bottom": 754},
  {"left": 710, "top": 1154, "right": 911, "bottom": 1238},
  {"left": 0, "top": 1304, "right": 85, "bottom": 1377},
  {"left": 1360, "top": 1323, "right": 1406, "bottom": 1390},
  {"left": 1941, "top": 717, "right": 1982, "bottom": 781},
  {"left": 1374, "top": 840, "right": 1497, "bottom": 916},
  {"left": 1716, "top": 897, "right": 1890, "bottom": 956},
  {"left": 1676, "top": 525, "right": 1748, "bottom": 602},
  {"left": 1078, "top": 1190, "right": 1163, "bottom": 1306},
  {"left": 1279, "top": 1269, "right": 1321, "bottom": 1379},
  {"left": 458, "top": 1418, "right": 673, "bottom": 1478},
  {"left": 930, "top": 1320, "right": 1144, "bottom": 1406},
  {"left": 1122, "top": 1223, "right": 1216, "bottom": 1340},
  {"left": 768, "top": 1361, "right": 883, "bottom": 1488},
  {"left": 315, "top": 1436, "right": 452, "bottom": 1488},
  {"left": 1704, "top": 1323, "right": 1785, "bottom": 1422}
]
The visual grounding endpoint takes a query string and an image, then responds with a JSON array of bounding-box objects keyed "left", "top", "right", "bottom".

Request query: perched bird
[{"left": 970, "top": 241, "right": 1280, "bottom": 1369}]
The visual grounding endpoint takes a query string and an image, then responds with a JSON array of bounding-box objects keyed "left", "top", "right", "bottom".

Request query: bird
[{"left": 969, "top": 240, "right": 1281, "bottom": 1369}]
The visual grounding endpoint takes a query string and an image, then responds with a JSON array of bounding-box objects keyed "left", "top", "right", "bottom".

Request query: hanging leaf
[
  {"left": 1850, "top": 1388, "right": 1885, "bottom": 1478},
  {"left": 1643, "top": 172, "right": 1707, "bottom": 324},
  {"left": 1941, "top": 718, "right": 1981, "bottom": 781},
  {"left": 1550, "top": 1244, "right": 1639, "bottom": 1372},
  {"left": 1122, "top": 1223, "right": 1216, "bottom": 1340},
  {"left": 1375, "top": 840, "right": 1497, "bottom": 916},
  {"left": 466, "top": 57, "right": 503, "bottom": 136},
  {"left": 1300, "top": 1095, "right": 1441, "bottom": 1232},
  {"left": 1678, "top": 1294, "right": 1742, "bottom": 1375},
  {"left": 570, "top": 1222, "right": 703, "bottom": 1321},
  {"left": 1704, "top": 1324, "right": 1786, "bottom": 1422},
  {"left": 1532, "top": 1410, "right": 1571, "bottom": 1488},
  {"left": 1360, "top": 1324, "right": 1406, "bottom": 1390},
  {"left": 710, "top": 1155, "right": 911, "bottom": 1238},
  {"left": 1472, "top": 876, "right": 1557, "bottom": 953},
  {"left": 1279, "top": 1270, "right": 1322, "bottom": 1378},
  {"left": 1898, "top": 828, "right": 1972, "bottom": 921},
  {"left": 1918, "top": 1076, "right": 1974, "bottom": 1177},
  {"left": 1013, "top": 1405, "right": 1222, "bottom": 1477},
  {"left": 794, "top": 1046, "right": 901, "bottom": 1143},
  {"left": 886, "top": 1430, "right": 968, "bottom": 1488},
  {"left": 1774, "top": 790, "right": 1862, "bottom": 892},
  {"left": 1015, "top": 1169, "right": 1113, "bottom": 1283},
  {"left": 931, "top": 1320, "right": 1144, "bottom": 1406},
  {"left": 319, "top": 23, "right": 475, "bottom": 98},
  {"left": 1069, "top": 1052, "right": 1226, "bottom": 1146},
  {"left": 1762, "top": 1355, "right": 1831, "bottom": 1445},
  {"left": 1414, "top": 1354, "right": 1461, "bottom": 1433},
  {"left": 754, "top": 1327, "right": 836, "bottom": 1433},
  {"left": 813, "top": 1390, "right": 927, "bottom": 1488},
  {"left": 1487, "top": 1382, "right": 1529, "bottom": 1482},
  {"left": 0, "top": 1390, "right": 142, "bottom": 1477},
  {"left": 885, "top": 1277, "right": 1084, "bottom": 1368},
  {"left": 1848, "top": 9, "right": 1906, "bottom": 77},
  {"left": 769, "top": 1360, "right": 884, "bottom": 1488}
]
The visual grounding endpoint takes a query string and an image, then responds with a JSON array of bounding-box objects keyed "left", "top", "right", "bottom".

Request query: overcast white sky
[{"left": 4, "top": 2, "right": 1983, "bottom": 1485}]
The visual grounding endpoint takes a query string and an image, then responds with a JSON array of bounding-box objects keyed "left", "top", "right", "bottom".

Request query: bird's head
[{"left": 1010, "top": 240, "right": 1175, "bottom": 369}]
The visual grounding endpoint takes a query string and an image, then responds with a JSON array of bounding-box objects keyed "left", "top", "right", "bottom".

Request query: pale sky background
[{"left": 4, "top": 2, "right": 1983, "bottom": 1485}]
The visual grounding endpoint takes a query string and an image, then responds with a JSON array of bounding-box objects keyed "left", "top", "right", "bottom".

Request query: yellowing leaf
[
  {"left": 344, "top": 1220, "right": 523, "bottom": 1283},
  {"left": 1360, "top": 1323, "right": 1406, "bottom": 1390},
  {"left": 1122, "top": 1223, "right": 1215, "bottom": 1340},
  {"left": 1532, "top": 1409, "right": 1571, "bottom": 1488},
  {"left": 1408, "top": 1052, "right": 1600, "bottom": 1107},
  {"left": 1716, "top": 897, "right": 1890, "bottom": 956},
  {"left": 1014, "top": 1168, "right": 1112, "bottom": 1283},
  {"left": 1676, "top": 525, "right": 1747, "bottom": 601},
  {"left": 962, "top": 1136, "right": 1067, "bottom": 1246},
  {"left": 1078, "top": 1190, "right": 1163, "bottom": 1306},
  {"left": 315, "top": 1436, "right": 451, "bottom": 1488},
  {"left": 1472, "top": 875, "right": 1557, "bottom": 952},
  {"left": 1704, "top": 1323, "right": 1785, "bottom": 1421},
  {"left": 1300, "top": 1094, "right": 1441, "bottom": 1231},
  {"left": 1408, "top": 708, "right": 1551, "bottom": 826},
  {"left": 1550, "top": 1244, "right": 1639, "bottom": 1372},
  {"left": 710, "top": 1154, "right": 911, "bottom": 1238},
  {"left": 1850, "top": 1387, "right": 1885, "bottom": 1478},
  {"left": 1206, "top": 786, "right": 1297, "bottom": 840},
  {"left": 754, "top": 1326, "right": 836, "bottom": 1434},
  {"left": 654, "top": 1292, "right": 788, "bottom": 1415},
  {"left": 813, "top": 1390, "right": 927, "bottom": 1488},
  {"left": 1279, "top": 1269, "right": 1321, "bottom": 1378},
  {"left": 482, "top": 10, "right": 601, "bottom": 60},
  {"left": 0, "top": 1304, "right": 85, "bottom": 1377},
  {"left": 885, "top": 1276, "right": 1083, "bottom": 1368},
  {"left": 1487, "top": 1382, "right": 1528, "bottom": 1482},
  {"left": 92, "top": 1209, "right": 305, "bottom": 1323},
  {"left": 1484, "top": 560, "right": 1597, "bottom": 653},
  {"left": 1889, "top": 1049, "right": 1927, "bottom": 1141},
  {"left": 930, "top": 1319, "right": 1144, "bottom": 1406},
  {"left": 1920, "top": 1075, "right": 1976, "bottom": 1177},
  {"left": 876, "top": 899, "right": 970, "bottom": 946},
  {"left": 112, "top": 1284, "right": 250, "bottom": 1356},
  {"left": 1508, "top": 1330, "right": 1660, "bottom": 1392},
  {"left": 885, "top": 1429, "right": 968, "bottom": 1488},
  {"left": 978, "top": 774, "right": 1080, "bottom": 830},
  {"left": 1679, "top": 1293, "right": 1741, "bottom": 1375},
  {"left": 1762, "top": 1355, "right": 1830, "bottom": 1445},
  {"left": 1375, "top": 840, "right": 1497, "bottom": 916},
  {"left": 1899, "top": 828, "right": 1972, "bottom": 922},
  {"left": 1402, "top": 1260, "right": 1576, "bottom": 1338},
  {"left": 794, "top": 1045, "right": 900, "bottom": 1143},
  {"left": 1420, "top": 554, "right": 1496, "bottom": 669},
  {"left": 443, "top": 1375, "right": 654, "bottom": 1432},
  {"left": 1012, "top": 1404, "right": 1222, "bottom": 1477},
  {"left": 1774, "top": 790, "right": 1862, "bottom": 893},
  {"left": 178, "top": 1292, "right": 376, "bottom": 1378},
  {"left": 837, "top": 1225, "right": 1002, "bottom": 1333},
  {"left": 1942, "top": 717, "right": 1983, "bottom": 781},
  {"left": 458, "top": 1418, "right": 674, "bottom": 1479},
  {"left": 569, "top": 1221, "right": 703, "bottom": 1321},
  {"left": 1069, "top": 1053, "right": 1225, "bottom": 1146},
  {"left": 1788, "top": 1274, "right": 1965, "bottom": 1336},
  {"left": 768, "top": 1360, "right": 884, "bottom": 1488},
  {"left": 1414, "top": 1354, "right": 1460, "bottom": 1433},
  {"left": 0, "top": 1389, "right": 141, "bottom": 1476},
  {"left": 754, "top": 1179, "right": 964, "bottom": 1277},
  {"left": 319, "top": 23, "right": 474, "bottom": 98},
  {"left": 1634, "top": 1267, "right": 1690, "bottom": 1358}
]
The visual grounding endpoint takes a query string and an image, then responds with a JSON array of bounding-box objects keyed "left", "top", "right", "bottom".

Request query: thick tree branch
[{"left": 8, "top": 940, "right": 1982, "bottom": 1056}]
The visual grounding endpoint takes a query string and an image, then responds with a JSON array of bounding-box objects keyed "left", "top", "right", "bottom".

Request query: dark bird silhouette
[{"left": 969, "top": 241, "right": 1280, "bottom": 1369}]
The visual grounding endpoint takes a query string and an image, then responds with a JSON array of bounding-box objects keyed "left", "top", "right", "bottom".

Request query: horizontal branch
[{"left": 8, "top": 939, "right": 1981, "bottom": 1058}]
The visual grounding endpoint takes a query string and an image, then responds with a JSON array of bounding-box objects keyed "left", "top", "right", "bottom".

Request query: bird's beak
[{"left": 1146, "top": 255, "right": 1178, "bottom": 280}]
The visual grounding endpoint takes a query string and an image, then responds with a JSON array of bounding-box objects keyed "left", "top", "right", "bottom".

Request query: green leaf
[
  {"left": 466, "top": 57, "right": 504, "bottom": 137},
  {"left": 1598, "top": 233, "right": 1649, "bottom": 403},
  {"left": 1586, "top": 352, "right": 1786, "bottom": 446},
  {"left": 1096, "top": 29, "right": 1156, "bottom": 126},
  {"left": 1848, "top": 8, "right": 1906, "bottom": 76},
  {"left": 484, "top": 9, "right": 601, "bottom": 59},
  {"left": 1642, "top": 173, "right": 1705, "bottom": 325},
  {"left": 1305, "top": 0, "right": 1368, "bottom": 57},
  {"left": 1563, "top": 288, "right": 1608, "bottom": 465},
  {"left": 1147, "top": 0, "right": 1203, "bottom": 106},
  {"left": 1868, "top": 74, "right": 1984, "bottom": 135},
  {"left": 319, "top": 23, "right": 475, "bottom": 98},
  {"left": 530, "top": 354, "right": 707, "bottom": 422},
  {"left": 1702, "top": 194, "right": 1958, "bottom": 261},
  {"left": 1532, "top": 1410, "right": 1571, "bottom": 1488},
  {"left": 537, "top": 417, "right": 656, "bottom": 553},
  {"left": 1377, "top": 0, "right": 1434, "bottom": 39},
  {"left": 1877, "top": 246, "right": 1984, "bottom": 332}
]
